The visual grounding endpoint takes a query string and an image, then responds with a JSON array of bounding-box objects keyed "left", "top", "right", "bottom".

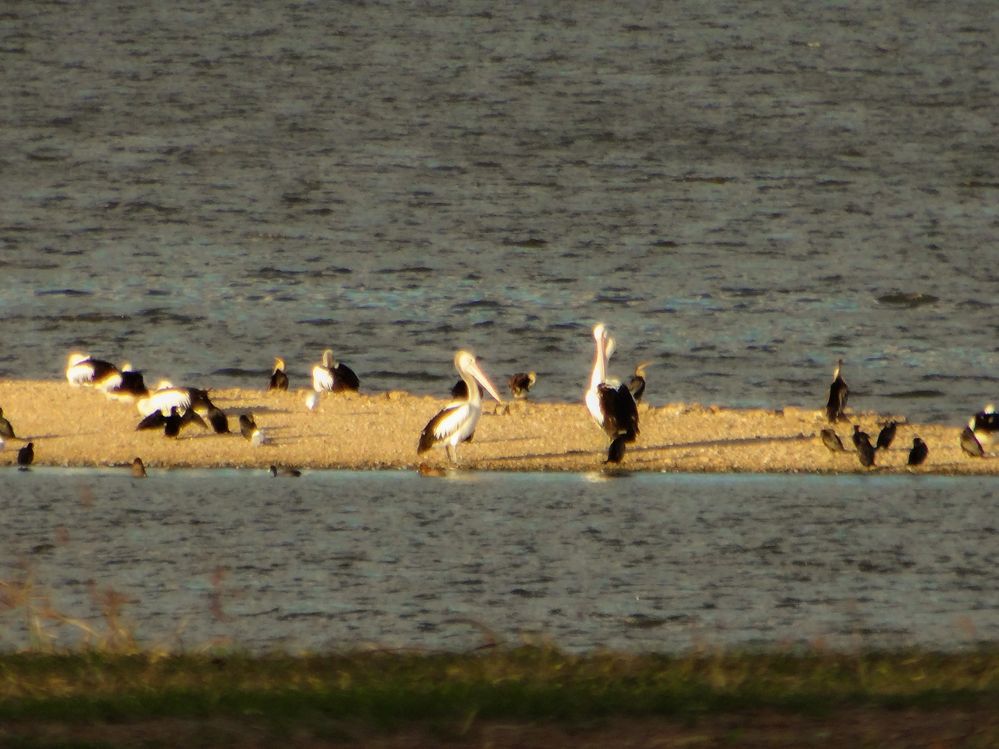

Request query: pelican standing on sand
[
  {"left": 586, "top": 323, "right": 639, "bottom": 463},
  {"left": 66, "top": 353, "right": 121, "bottom": 390},
  {"left": 312, "top": 349, "right": 360, "bottom": 393},
  {"left": 418, "top": 350, "right": 504, "bottom": 464}
]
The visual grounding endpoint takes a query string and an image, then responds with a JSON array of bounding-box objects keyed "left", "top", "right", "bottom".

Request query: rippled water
[
  {"left": 1, "top": 2, "right": 997, "bottom": 423},
  {"left": 2, "top": 469, "right": 998, "bottom": 653}
]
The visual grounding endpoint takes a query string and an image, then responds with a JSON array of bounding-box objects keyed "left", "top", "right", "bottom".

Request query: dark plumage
[
  {"left": 507, "top": 371, "right": 537, "bottom": 399},
  {"left": 112, "top": 368, "right": 148, "bottom": 398},
  {"left": 907, "top": 437, "right": 928, "bottom": 466},
  {"left": 239, "top": 413, "right": 257, "bottom": 440},
  {"left": 136, "top": 406, "right": 204, "bottom": 437},
  {"left": 206, "top": 405, "right": 230, "bottom": 434},
  {"left": 0, "top": 407, "right": 16, "bottom": 439},
  {"left": 820, "top": 428, "right": 845, "bottom": 453},
  {"left": 852, "top": 425, "right": 875, "bottom": 467},
  {"left": 606, "top": 434, "right": 629, "bottom": 464},
  {"left": 17, "top": 442, "right": 34, "bottom": 468},
  {"left": 826, "top": 359, "right": 849, "bottom": 423},
  {"left": 451, "top": 379, "right": 484, "bottom": 399},
  {"left": 131, "top": 457, "right": 147, "bottom": 478},
  {"left": 628, "top": 362, "right": 652, "bottom": 403},
  {"left": 269, "top": 465, "right": 301, "bottom": 477},
  {"left": 597, "top": 383, "right": 640, "bottom": 443},
  {"left": 876, "top": 421, "right": 897, "bottom": 450},
  {"left": 268, "top": 357, "right": 289, "bottom": 391},
  {"left": 960, "top": 425, "right": 984, "bottom": 457}
]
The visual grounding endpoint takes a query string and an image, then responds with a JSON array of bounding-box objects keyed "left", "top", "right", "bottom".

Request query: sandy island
[{"left": 0, "top": 379, "right": 994, "bottom": 475}]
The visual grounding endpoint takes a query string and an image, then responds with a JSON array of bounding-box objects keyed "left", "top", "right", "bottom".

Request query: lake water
[
  {"left": 2, "top": 469, "right": 997, "bottom": 653},
  {"left": 1, "top": 1, "right": 996, "bottom": 424},
  {"left": 0, "top": 3, "right": 996, "bottom": 654}
]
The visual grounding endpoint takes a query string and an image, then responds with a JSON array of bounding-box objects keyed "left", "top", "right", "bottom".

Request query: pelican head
[
  {"left": 321, "top": 349, "right": 335, "bottom": 368},
  {"left": 274, "top": 356, "right": 285, "bottom": 371},
  {"left": 454, "top": 350, "right": 504, "bottom": 404},
  {"left": 634, "top": 360, "right": 653, "bottom": 378},
  {"left": 67, "top": 352, "right": 89, "bottom": 367},
  {"left": 833, "top": 359, "right": 844, "bottom": 378}
]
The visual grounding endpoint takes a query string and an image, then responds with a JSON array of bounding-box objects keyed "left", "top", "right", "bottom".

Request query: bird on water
[
  {"left": 268, "top": 357, "right": 289, "bottom": 391},
  {"left": 826, "top": 359, "right": 849, "bottom": 422},
  {"left": 418, "top": 350, "right": 504, "bottom": 464},
  {"left": 131, "top": 457, "right": 147, "bottom": 478},
  {"left": 312, "top": 349, "right": 359, "bottom": 393},
  {"left": 585, "top": 323, "right": 640, "bottom": 464},
  {"left": 907, "top": 437, "right": 928, "bottom": 466}
]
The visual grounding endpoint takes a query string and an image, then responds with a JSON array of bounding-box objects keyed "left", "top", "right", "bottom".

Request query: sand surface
[{"left": 0, "top": 380, "right": 994, "bottom": 474}]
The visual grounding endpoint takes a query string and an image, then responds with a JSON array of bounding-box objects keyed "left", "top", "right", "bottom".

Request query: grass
[{"left": 1, "top": 646, "right": 998, "bottom": 724}]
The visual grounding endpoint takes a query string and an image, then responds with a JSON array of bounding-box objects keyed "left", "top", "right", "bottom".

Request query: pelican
[
  {"left": 312, "top": 349, "right": 360, "bottom": 392},
  {"left": 825, "top": 359, "right": 848, "bottom": 423},
  {"left": 418, "top": 350, "right": 504, "bottom": 464},
  {"left": 136, "top": 385, "right": 214, "bottom": 418},
  {"left": 907, "top": 437, "right": 928, "bottom": 466},
  {"left": 628, "top": 361, "right": 653, "bottom": 402},
  {"left": 585, "top": 323, "right": 639, "bottom": 463},
  {"left": 972, "top": 404, "right": 999, "bottom": 449},
  {"left": 66, "top": 353, "right": 121, "bottom": 391},
  {"left": 508, "top": 371, "right": 537, "bottom": 399},
  {"left": 268, "top": 357, "right": 289, "bottom": 391},
  {"left": 108, "top": 363, "right": 148, "bottom": 400}
]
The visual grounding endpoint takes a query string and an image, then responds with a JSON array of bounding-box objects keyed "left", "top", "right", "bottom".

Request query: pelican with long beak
[
  {"left": 585, "top": 323, "right": 639, "bottom": 463},
  {"left": 418, "top": 350, "right": 504, "bottom": 464}
]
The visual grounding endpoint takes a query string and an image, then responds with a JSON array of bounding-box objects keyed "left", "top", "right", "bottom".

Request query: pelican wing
[
  {"left": 598, "top": 383, "right": 639, "bottom": 440},
  {"left": 332, "top": 363, "right": 360, "bottom": 391},
  {"left": 136, "top": 411, "right": 167, "bottom": 431},
  {"left": 418, "top": 402, "right": 469, "bottom": 453},
  {"left": 312, "top": 365, "right": 334, "bottom": 392},
  {"left": 138, "top": 388, "right": 193, "bottom": 417}
]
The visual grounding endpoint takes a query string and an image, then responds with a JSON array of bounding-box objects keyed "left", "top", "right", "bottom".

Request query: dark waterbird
[
  {"left": 137, "top": 406, "right": 205, "bottom": 437},
  {"left": 876, "top": 421, "right": 897, "bottom": 450},
  {"left": 507, "top": 371, "right": 537, "bottom": 399},
  {"left": 960, "top": 420, "right": 985, "bottom": 457},
  {"left": 17, "top": 442, "right": 33, "bottom": 469},
  {"left": 907, "top": 437, "right": 928, "bottom": 466},
  {"left": 451, "top": 379, "right": 484, "bottom": 399},
  {"left": 269, "top": 465, "right": 301, "bottom": 477},
  {"left": 0, "top": 407, "right": 16, "bottom": 440},
  {"left": 206, "top": 405, "right": 230, "bottom": 434},
  {"left": 239, "top": 413, "right": 257, "bottom": 440},
  {"left": 820, "top": 428, "right": 845, "bottom": 453},
  {"left": 628, "top": 361, "right": 653, "bottom": 402},
  {"left": 852, "top": 425, "right": 876, "bottom": 467},
  {"left": 110, "top": 366, "right": 148, "bottom": 398},
  {"left": 825, "top": 359, "right": 849, "bottom": 422},
  {"left": 268, "top": 357, "right": 289, "bottom": 391},
  {"left": 131, "top": 457, "right": 147, "bottom": 478}
]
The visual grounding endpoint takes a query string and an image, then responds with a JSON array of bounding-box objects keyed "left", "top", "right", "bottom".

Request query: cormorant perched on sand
[
  {"left": 206, "top": 405, "right": 230, "bottom": 434},
  {"left": 825, "top": 359, "right": 849, "bottom": 423},
  {"left": 17, "top": 442, "right": 34, "bottom": 469},
  {"left": 960, "top": 419, "right": 985, "bottom": 457},
  {"left": 312, "top": 349, "right": 359, "bottom": 393},
  {"left": 628, "top": 361, "right": 653, "bottom": 402},
  {"left": 0, "top": 407, "right": 16, "bottom": 440},
  {"left": 508, "top": 371, "right": 537, "bottom": 399},
  {"left": 820, "top": 428, "right": 845, "bottom": 453},
  {"left": 876, "top": 421, "right": 897, "bottom": 450},
  {"left": 907, "top": 438, "right": 928, "bottom": 466},
  {"left": 852, "top": 425, "right": 875, "bottom": 467},
  {"left": 239, "top": 413, "right": 257, "bottom": 440},
  {"left": 137, "top": 406, "right": 204, "bottom": 437},
  {"left": 268, "top": 357, "right": 289, "bottom": 391}
]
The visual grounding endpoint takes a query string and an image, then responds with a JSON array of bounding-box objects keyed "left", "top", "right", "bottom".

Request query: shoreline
[{"left": 0, "top": 379, "right": 994, "bottom": 475}]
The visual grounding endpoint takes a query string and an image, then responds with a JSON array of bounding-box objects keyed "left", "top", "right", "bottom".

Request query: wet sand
[{"left": 0, "top": 380, "right": 993, "bottom": 474}]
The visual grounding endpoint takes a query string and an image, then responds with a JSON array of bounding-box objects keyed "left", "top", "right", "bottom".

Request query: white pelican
[
  {"left": 268, "top": 357, "right": 289, "bottom": 391},
  {"left": 418, "top": 350, "right": 504, "bottom": 464},
  {"left": 312, "top": 349, "right": 360, "bottom": 392},
  {"left": 585, "top": 323, "right": 639, "bottom": 463},
  {"left": 825, "top": 359, "right": 848, "bottom": 422},
  {"left": 66, "top": 353, "right": 121, "bottom": 391}
]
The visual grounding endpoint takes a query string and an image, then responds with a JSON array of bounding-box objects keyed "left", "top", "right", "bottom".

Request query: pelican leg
[{"left": 446, "top": 444, "right": 458, "bottom": 464}]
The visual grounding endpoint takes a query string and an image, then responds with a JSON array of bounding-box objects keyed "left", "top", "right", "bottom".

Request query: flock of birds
[
  {"left": 1, "top": 324, "right": 996, "bottom": 472},
  {"left": 819, "top": 358, "right": 997, "bottom": 468}
]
